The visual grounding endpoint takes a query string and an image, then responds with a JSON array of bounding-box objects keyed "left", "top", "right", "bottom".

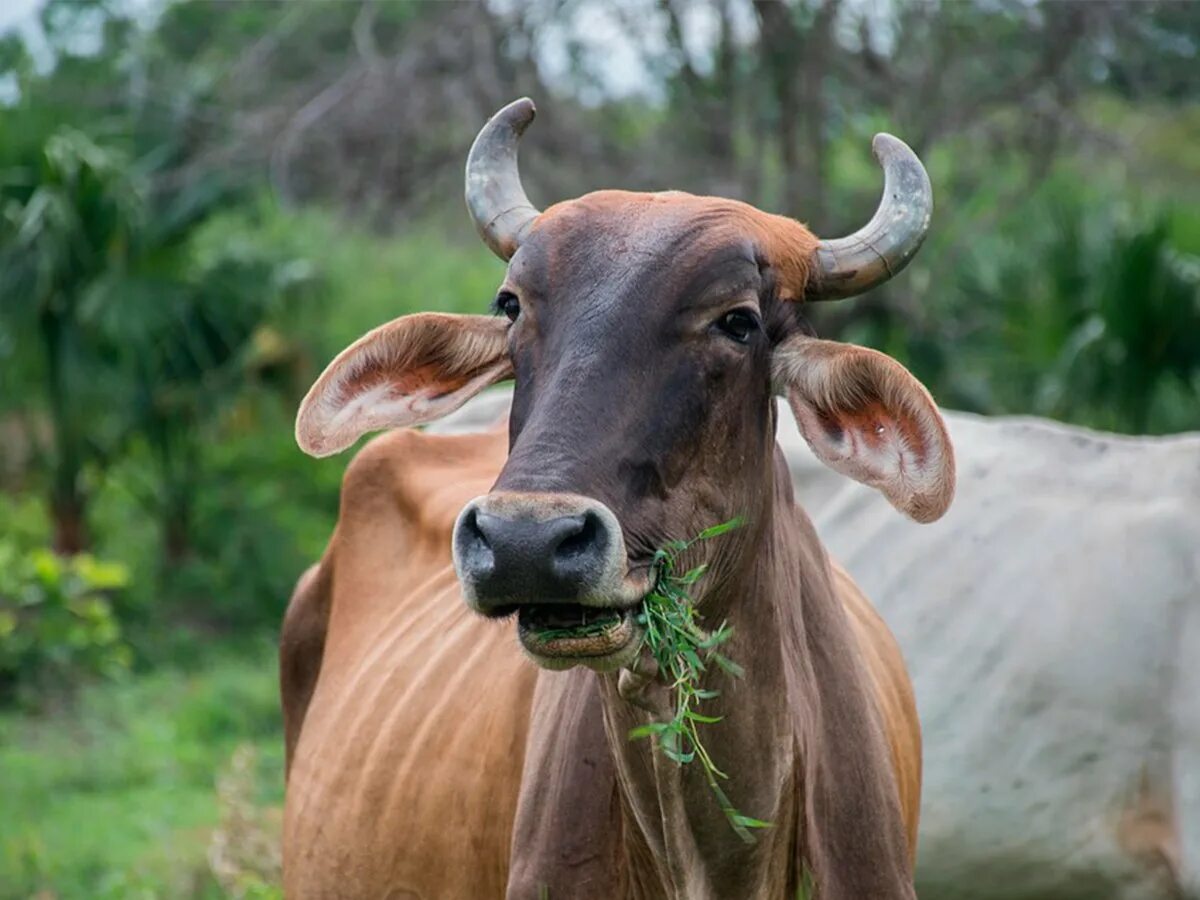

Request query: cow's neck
[
  {"left": 594, "top": 449, "right": 916, "bottom": 900},
  {"left": 596, "top": 454, "right": 809, "bottom": 899}
]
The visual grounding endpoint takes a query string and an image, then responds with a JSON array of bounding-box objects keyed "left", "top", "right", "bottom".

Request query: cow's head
[{"left": 296, "top": 99, "right": 954, "bottom": 672}]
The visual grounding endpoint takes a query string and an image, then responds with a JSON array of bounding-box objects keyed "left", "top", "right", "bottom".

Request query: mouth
[{"left": 516, "top": 603, "right": 645, "bottom": 672}]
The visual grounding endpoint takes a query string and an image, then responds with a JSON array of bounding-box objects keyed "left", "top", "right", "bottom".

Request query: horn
[
  {"left": 811, "top": 133, "right": 932, "bottom": 300},
  {"left": 465, "top": 98, "right": 541, "bottom": 261}
]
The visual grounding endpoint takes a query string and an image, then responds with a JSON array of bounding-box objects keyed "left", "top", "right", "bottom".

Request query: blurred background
[{"left": 0, "top": 0, "right": 1196, "bottom": 896}]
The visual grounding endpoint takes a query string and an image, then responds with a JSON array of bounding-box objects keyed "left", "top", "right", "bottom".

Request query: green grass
[
  {"left": 0, "top": 642, "right": 283, "bottom": 899},
  {"left": 629, "top": 518, "right": 771, "bottom": 843}
]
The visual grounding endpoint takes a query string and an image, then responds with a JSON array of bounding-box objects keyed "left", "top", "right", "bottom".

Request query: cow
[
  {"left": 777, "top": 409, "right": 1200, "bottom": 899},
  {"left": 281, "top": 97, "right": 955, "bottom": 899}
]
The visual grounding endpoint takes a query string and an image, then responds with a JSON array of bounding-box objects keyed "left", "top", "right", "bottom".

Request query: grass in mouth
[
  {"left": 529, "top": 609, "right": 622, "bottom": 642},
  {"left": 628, "top": 516, "right": 772, "bottom": 843}
]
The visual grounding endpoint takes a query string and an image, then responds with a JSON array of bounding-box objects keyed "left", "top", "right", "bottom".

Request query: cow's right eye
[
  {"left": 715, "top": 309, "right": 759, "bottom": 343},
  {"left": 495, "top": 292, "right": 521, "bottom": 322}
]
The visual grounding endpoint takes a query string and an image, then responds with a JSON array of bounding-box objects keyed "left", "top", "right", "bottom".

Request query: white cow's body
[
  {"left": 440, "top": 391, "right": 1200, "bottom": 899},
  {"left": 778, "top": 410, "right": 1200, "bottom": 900}
]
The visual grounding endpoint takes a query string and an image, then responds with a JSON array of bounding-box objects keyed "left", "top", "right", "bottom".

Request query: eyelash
[
  {"left": 714, "top": 308, "right": 761, "bottom": 343},
  {"left": 492, "top": 292, "right": 520, "bottom": 321}
]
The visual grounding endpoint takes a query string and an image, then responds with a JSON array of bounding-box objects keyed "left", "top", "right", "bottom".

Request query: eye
[
  {"left": 714, "top": 309, "right": 759, "bottom": 344},
  {"left": 495, "top": 292, "right": 521, "bottom": 322}
]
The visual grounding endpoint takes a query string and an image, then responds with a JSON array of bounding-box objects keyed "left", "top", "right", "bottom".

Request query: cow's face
[{"left": 295, "top": 99, "right": 955, "bottom": 672}]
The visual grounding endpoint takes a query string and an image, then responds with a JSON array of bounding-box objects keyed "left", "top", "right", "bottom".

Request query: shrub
[{"left": 0, "top": 537, "right": 133, "bottom": 705}]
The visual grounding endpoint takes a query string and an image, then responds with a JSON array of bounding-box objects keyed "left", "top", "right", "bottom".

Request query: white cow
[
  {"left": 437, "top": 390, "right": 1200, "bottom": 899},
  {"left": 778, "top": 407, "right": 1200, "bottom": 900}
]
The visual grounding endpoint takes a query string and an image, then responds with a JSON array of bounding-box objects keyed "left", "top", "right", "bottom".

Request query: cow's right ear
[{"left": 295, "top": 313, "right": 512, "bottom": 458}]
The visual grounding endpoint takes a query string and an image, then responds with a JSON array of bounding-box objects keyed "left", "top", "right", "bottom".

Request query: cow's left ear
[
  {"left": 772, "top": 335, "right": 955, "bottom": 523},
  {"left": 296, "top": 313, "right": 512, "bottom": 458}
]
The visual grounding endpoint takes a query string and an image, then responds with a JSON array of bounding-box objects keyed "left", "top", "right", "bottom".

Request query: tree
[
  {"left": 0, "top": 130, "right": 140, "bottom": 553},
  {"left": 0, "top": 128, "right": 311, "bottom": 556}
]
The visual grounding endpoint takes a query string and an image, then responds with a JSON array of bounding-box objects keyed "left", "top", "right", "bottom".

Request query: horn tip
[
  {"left": 870, "top": 132, "right": 911, "bottom": 161},
  {"left": 496, "top": 97, "right": 537, "bottom": 134}
]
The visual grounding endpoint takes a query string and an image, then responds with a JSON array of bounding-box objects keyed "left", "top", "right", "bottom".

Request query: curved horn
[
  {"left": 811, "top": 133, "right": 932, "bottom": 300},
  {"left": 465, "top": 98, "right": 540, "bottom": 261}
]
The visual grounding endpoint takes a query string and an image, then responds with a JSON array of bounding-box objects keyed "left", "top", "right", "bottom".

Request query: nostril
[
  {"left": 463, "top": 509, "right": 489, "bottom": 547},
  {"left": 455, "top": 507, "right": 496, "bottom": 579},
  {"left": 554, "top": 512, "right": 600, "bottom": 562}
]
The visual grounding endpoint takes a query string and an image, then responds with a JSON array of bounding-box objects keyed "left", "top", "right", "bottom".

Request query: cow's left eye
[{"left": 715, "top": 309, "right": 759, "bottom": 343}]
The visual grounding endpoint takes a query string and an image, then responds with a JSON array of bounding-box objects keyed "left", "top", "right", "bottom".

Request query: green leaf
[
  {"left": 732, "top": 815, "right": 773, "bottom": 829},
  {"left": 662, "top": 744, "right": 695, "bottom": 765},
  {"left": 628, "top": 723, "right": 669, "bottom": 740},
  {"left": 72, "top": 554, "right": 130, "bottom": 590},
  {"left": 30, "top": 549, "right": 63, "bottom": 588},
  {"left": 695, "top": 517, "right": 745, "bottom": 541}
]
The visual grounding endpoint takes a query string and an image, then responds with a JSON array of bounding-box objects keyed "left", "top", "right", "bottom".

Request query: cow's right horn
[{"left": 465, "top": 98, "right": 541, "bottom": 262}]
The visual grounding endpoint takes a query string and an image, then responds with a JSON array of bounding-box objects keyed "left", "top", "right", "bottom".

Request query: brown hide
[
  {"left": 281, "top": 423, "right": 920, "bottom": 898},
  {"left": 282, "top": 427, "right": 533, "bottom": 897}
]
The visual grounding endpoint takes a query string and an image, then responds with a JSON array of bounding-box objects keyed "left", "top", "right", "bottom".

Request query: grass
[
  {"left": 0, "top": 642, "right": 283, "bottom": 899},
  {"left": 629, "top": 518, "right": 771, "bottom": 843}
]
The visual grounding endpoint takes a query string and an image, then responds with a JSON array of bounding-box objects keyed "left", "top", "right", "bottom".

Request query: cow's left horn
[
  {"left": 465, "top": 98, "right": 541, "bottom": 261},
  {"left": 810, "top": 133, "right": 932, "bottom": 300}
]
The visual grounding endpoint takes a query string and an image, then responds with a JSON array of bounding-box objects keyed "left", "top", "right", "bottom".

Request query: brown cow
[{"left": 283, "top": 98, "right": 954, "bottom": 899}]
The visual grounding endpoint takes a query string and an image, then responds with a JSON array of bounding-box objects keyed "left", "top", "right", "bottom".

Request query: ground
[{"left": 0, "top": 643, "right": 283, "bottom": 900}]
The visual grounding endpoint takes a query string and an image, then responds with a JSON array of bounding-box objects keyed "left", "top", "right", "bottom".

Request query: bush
[{"left": 0, "top": 537, "right": 133, "bottom": 705}]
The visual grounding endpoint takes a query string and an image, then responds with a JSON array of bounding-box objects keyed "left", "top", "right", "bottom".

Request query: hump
[{"left": 339, "top": 416, "right": 508, "bottom": 543}]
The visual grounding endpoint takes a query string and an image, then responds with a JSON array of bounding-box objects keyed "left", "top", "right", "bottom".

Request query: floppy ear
[
  {"left": 773, "top": 336, "right": 955, "bottom": 523},
  {"left": 296, "top": 313, "right": 512, "bottom": 458}
]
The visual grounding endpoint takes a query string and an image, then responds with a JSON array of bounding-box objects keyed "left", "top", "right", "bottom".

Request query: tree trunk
[
  {"left": 798, "top": 0, "right": 840, "bottom": 226},
  {"left": 754, "top": 0, "right": 802, "bottom": 215},
  {"left": 156, "top": 417, "right": 198, "bottom": 566},
  {"left": 164, "top": 511, "right": 192, "bottom": 565},
  {"left": 42, "top": 308, "right": 90, "bottom": 555},
  {"left": 51, "top": 491, "right": 88, "bottom": 556},
  {"left": 711, "top": 0, "right": 737, "bottom": 163}
]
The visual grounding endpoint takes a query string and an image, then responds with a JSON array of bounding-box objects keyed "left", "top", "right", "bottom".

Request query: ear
[
  {"left": 296, "top": 313, "right": 512, "bottom": 457},
  {"left": 773, "top": 336, "right": 955, "bottom": 523}
]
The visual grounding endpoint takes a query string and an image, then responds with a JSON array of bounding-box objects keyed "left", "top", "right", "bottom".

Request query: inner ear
[
  {"left": 296, "top": 313, "right": 512, "bottom": 458},
  {"left": 773, "top": 336, "right": 955, "bottom": 523}
]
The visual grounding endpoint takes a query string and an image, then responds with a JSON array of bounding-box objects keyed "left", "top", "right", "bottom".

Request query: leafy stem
[{"left": 628, "top": 516, "right": 772, "bottom": 843}]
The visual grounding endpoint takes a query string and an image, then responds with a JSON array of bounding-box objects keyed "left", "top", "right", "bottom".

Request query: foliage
[
  {"left": 630, "top": 517, "right": 771, "bottom": 843},
  {"left": 0, "top": 496, "right": 132, "bottom": 705},
  {"left": 0, "top": 645, "right": 282, "bottom": 899},
  {"left": 0, "top": 128, "right": 142, "bottom": 553},
  {"left": 208, "top": 745, "right": 283, "bottom": 900},
  {"left": 0, "top": 127, "right": 314, "bottom": 558},
  {"left": 93, "top": 203, "right": 500, "bottom": 640},
  {"left": 847, "top": 174, "right": 1200, "bottom": 434}
]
